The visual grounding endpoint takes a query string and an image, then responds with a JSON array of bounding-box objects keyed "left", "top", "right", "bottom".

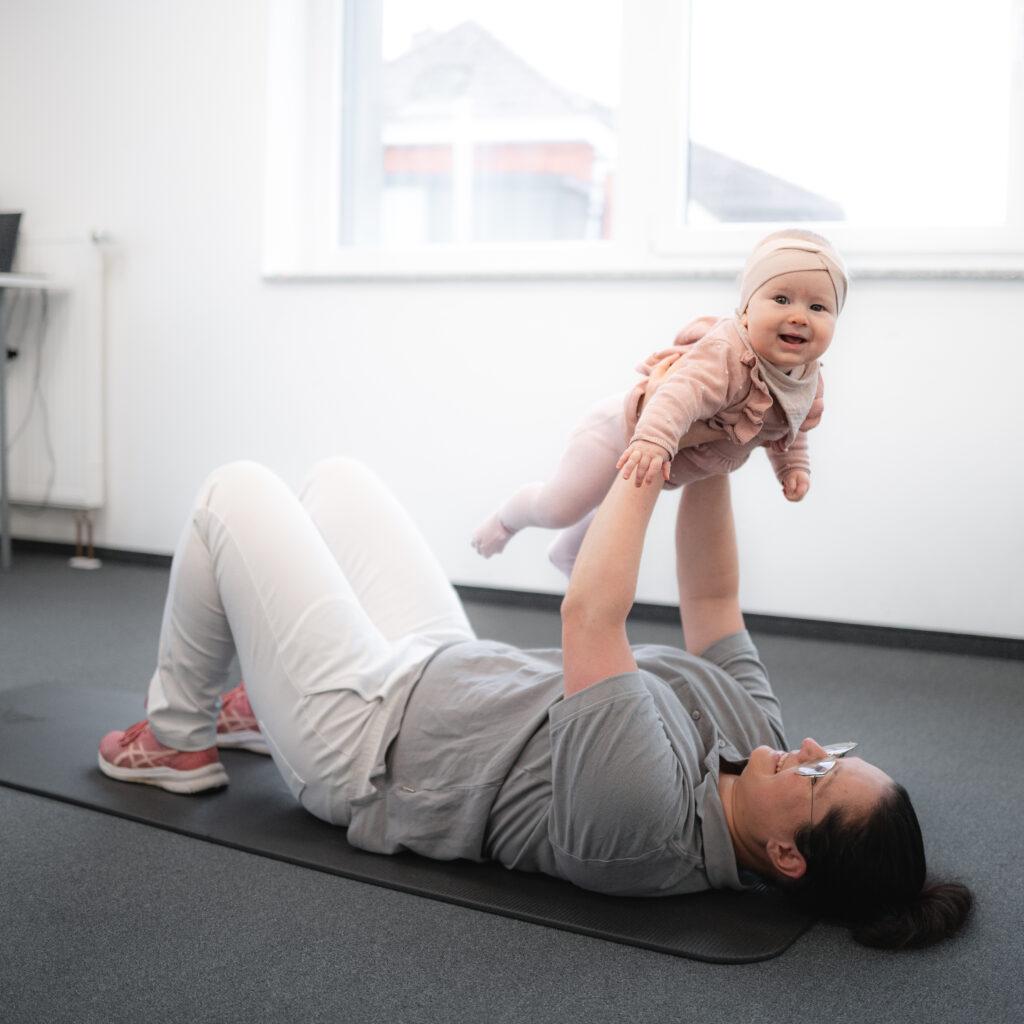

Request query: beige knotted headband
[{"left": 737, "top": 235, "right": 848, "bottom": 316}]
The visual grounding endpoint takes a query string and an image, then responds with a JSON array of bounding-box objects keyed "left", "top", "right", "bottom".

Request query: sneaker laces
[
  {"left": 121, "top": 720, "right": 149, "bottom": 745},
  {"left": 221, "top": 682, "right": 252, "bottom": 719}
]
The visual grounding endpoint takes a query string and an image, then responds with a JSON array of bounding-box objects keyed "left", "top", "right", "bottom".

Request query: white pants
[{"left": 146, "top": 458, "right": 476, "bottom": 824}]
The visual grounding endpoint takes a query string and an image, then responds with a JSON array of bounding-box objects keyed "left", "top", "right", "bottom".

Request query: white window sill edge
[{"left": 262, "top": 256, "right": 1024, "bottom": 283}]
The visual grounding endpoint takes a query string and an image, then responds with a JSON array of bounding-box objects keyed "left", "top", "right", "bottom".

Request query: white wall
[{"left": 2, "top": 0, "right": 1022, "bottom": 639}]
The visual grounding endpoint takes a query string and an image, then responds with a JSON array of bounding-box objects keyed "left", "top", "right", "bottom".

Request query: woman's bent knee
[
  {"left": 301, "top": 456, "right": 382, "bottom": 497},
  {"left": 197, "top": 460, "right": 284, "bottom": 511}
]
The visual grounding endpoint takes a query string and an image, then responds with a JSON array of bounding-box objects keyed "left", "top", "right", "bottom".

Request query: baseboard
[
  {"left": 13, "top": 539, "right": 1023, "bottom": 661},
  {"left": 12, "top": 537, "right": 173, "bottom": 569},
  {"left": 455, "top": 586, "right": 1024, "bottom": 661}
]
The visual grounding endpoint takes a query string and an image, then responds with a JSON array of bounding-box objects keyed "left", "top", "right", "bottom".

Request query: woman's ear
[{"left": 765, "top": 838, "right": 808, "bottom": 881}]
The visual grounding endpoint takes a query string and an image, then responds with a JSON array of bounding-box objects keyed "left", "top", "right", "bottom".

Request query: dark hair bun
[{"left": 852, "top": 882, "right": 973, "bottom": 949}]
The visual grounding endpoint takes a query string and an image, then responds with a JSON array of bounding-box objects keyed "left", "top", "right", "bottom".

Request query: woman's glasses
[
  {"left": 798, "top": 741, "right": 858, "bottom": 777},
  {"left": 803, "top": 742, "right": 858, "bottom": 825}
]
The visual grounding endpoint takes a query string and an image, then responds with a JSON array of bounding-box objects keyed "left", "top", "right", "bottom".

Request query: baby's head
[{"left": 736, "top": 229, "right": 848, "bottom": 371}]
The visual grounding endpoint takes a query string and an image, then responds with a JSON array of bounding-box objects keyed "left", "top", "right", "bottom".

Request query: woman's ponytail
[{"left": 852, "top": 881, "right": 974, "bottom": 950}]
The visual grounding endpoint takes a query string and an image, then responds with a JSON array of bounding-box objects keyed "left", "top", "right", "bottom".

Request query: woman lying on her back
[{"left": 98, "top": 386, "right": 971, "bottom": 951}]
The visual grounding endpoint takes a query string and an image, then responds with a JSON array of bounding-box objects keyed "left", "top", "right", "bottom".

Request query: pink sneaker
[
  {"left": 98, "top": 720, "right": 229, "bottom": 794},
  {"left": 216, "top": 681, "right": 269, "bottom": 756}
]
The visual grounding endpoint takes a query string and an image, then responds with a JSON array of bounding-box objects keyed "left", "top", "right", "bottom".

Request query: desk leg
[{"left": 0, "top": 292, "right": 10, "bottom": 571}]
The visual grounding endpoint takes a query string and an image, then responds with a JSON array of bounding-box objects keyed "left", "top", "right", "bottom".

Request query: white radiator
[{"left": 6, "top": 237, "right": 104, "bottom": 510}]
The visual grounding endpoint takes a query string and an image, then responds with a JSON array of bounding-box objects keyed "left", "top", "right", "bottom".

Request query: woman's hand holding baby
[
  {"left": 637, "top": 347, "right": 684, "bottom": 377},
  {"left": 782, "top": 470, "right": 810, "bottom": 502},
  {"left": 634, "top": 315, "right": 715, "bottom": 378},
  {"left": 636, "top": 348, "right": 683, "bottom": 416},
  {"left": 672, "top": 315, "right": 718, "bottom": 347}
]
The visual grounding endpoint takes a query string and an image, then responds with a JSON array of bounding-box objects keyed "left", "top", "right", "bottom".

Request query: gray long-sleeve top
[{"left": 345, "top": 630, "right": 788, "bottom": 897}]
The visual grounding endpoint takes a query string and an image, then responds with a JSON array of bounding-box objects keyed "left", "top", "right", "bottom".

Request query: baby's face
[{"left": 741, "top": 270, "right": 837, "bottom": 370}]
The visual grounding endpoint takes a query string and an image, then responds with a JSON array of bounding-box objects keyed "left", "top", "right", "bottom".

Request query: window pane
[
  {"left": 342, "top": 0, "right": 622, "bottom": 246},
  {"left": 685, "top": 0, "right": 1014, "bottom": 228}
]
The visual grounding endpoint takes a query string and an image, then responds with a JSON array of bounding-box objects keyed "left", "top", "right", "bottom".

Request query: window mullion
[
  {"left": 264, "top": 0, "right": 340, "bottom": 273},
  {"left": 1008, "top": 0, "right": 1024, "bottom": 228},
  {"left": 339, "top": 0, "right": 384, "bottom": 246},
  {"left": 614, "top": 0, "right": 688, "bottom": 259}
]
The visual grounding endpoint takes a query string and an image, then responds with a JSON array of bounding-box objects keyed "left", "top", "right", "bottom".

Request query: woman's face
[{"left": 733, "top": 738, "right": 894, "bottom": 879}]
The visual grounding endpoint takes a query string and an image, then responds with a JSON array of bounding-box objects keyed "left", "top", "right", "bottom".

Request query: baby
[{"left": 472, "top": 229, "right": 849, "bottom": 577}]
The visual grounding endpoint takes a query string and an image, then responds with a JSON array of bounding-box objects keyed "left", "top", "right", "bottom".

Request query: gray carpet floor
[{"left": 0, "top": 549, "right": 1020, "bottom": 1024}]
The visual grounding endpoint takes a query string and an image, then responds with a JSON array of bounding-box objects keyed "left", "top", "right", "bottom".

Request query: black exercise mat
[{"left": 0, "top": 682, "right": 815, "bottom": 963}]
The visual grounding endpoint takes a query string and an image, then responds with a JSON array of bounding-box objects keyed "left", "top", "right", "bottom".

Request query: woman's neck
[{"left": 717, "top": 770, "right": 768, "bottom": 875}]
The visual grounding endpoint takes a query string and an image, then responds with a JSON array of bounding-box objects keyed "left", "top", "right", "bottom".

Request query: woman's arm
[
  {"left": 675, "top": 475, "right": 746, "bottom": 655},
  {"left": 560, "top": 473, "right": 663, "bottom": 697}
]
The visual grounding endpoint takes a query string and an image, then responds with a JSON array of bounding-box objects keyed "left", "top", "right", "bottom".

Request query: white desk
[{"left": 0, "top": 273, "right": 68, "bottom": 570}]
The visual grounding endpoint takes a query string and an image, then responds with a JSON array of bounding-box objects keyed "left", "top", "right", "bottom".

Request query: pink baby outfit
[
  {"left": 470, "top": 313, "right": 825, "bottom": 577},
  {"left": 625, "top": 314, "right": 824, "bottom": 488}
]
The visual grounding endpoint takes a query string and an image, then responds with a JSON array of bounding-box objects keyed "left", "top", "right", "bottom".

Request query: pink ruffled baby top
[{"left": 623, "top": 316, "right": 824, "bottom": 485}]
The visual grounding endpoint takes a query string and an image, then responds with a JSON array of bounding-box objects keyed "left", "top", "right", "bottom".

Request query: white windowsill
[
  {"left": 262, "top": 251, "right": 1024, "bottom": 283},
  {"left": 262, "top": 226, "right": 1024, "bottom": 282}
]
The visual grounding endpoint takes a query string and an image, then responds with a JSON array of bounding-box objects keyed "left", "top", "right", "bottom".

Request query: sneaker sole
[
  {"left": 216, "top": 730, "right": 270, "bottom": 756},
  {"left": 97, "top": 753, "right": 229, "bottom": 794}
]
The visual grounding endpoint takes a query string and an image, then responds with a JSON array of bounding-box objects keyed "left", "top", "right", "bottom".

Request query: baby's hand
[
  {"left": 782, "top": 470, "right": 810, "bottom": 502},
  {"left": 617, "top": 440, "right": 673, "bottom": 487}
]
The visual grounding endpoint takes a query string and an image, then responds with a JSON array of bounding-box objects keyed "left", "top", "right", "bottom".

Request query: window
[
  {"left": 264, "top": 0, "right": 1024, "bottom": 276},
  {"left": 341, "top": 2, "right": 622, "bottom": 247},
  {"left": 684, "top": 0, "right": 1015, "bottom": 231}
]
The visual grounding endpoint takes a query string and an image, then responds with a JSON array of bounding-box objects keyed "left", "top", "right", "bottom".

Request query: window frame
[{"left": 263, "top": 0, "right": 1024, "bottom": 280}]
